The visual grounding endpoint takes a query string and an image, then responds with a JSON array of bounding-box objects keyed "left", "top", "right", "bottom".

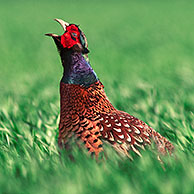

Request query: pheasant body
[
  {"left": 46, "top": 19, "right": 174, "bottom": 159},
  {"left": 58, "top": 75, "right": 174, "bottom": 157}
]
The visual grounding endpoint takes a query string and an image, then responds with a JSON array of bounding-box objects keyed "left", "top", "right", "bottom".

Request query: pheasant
[{"left": 46, "top": 19, "right": 174, "bottom": 159}]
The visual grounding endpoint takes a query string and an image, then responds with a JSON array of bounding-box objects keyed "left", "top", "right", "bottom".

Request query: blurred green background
[{"left": 1, "top": 0, "right": 194, "bottom": 193}]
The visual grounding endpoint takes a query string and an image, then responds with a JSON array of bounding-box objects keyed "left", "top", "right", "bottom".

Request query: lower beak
[{"left": 45, "top": 33, "right": 59, "bottom": 37}]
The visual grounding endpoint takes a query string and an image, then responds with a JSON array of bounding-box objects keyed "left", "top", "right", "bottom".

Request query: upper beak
[
  {"left": 54, "top": 18, "right": 69, "bottom": 32},
  {"left": 45, "top": 18, "right": 69, "bottom": 37}
]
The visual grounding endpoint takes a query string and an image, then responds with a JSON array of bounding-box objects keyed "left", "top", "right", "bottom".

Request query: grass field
[{"left": 1, "top": 0, "right": 194, "bottom": 193}]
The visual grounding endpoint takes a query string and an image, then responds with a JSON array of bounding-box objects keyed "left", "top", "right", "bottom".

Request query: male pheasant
[{"left": 46, "top": 19, "right": 174, "bottom": 159}]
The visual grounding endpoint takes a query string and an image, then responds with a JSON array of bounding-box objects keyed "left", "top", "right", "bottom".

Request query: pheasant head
[
  {"left": 46, "top": 19, "right": 98, "bottom": 87},
  {"left": 45, "top": 19, "right": 89, "bottom": 55}
]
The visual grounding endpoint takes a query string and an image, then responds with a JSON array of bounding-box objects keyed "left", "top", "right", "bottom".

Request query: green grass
[{"left": 1, "top": 0, "right": 194, "bottom": 193}]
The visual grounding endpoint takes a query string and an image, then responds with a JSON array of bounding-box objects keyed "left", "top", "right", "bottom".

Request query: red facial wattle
[{"left": 61, "top": 24, "right": 81, "bottom": 49}]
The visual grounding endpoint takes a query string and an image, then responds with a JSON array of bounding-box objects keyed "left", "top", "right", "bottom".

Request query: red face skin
[{"left": 61, "top": 25, "right": 81, "bottom": 49}]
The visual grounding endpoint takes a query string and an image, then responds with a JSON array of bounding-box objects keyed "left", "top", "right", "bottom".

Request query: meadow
[{"left": 1, "top": 0, "right": 194, "bottom": 193}]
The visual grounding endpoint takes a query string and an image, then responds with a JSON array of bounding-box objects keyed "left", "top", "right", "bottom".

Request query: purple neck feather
[{"left": 61, "top": 51, "right": 98, "bottom": 87}]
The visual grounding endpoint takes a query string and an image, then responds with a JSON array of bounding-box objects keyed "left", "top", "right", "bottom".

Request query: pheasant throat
[{"left": 61, "top": 52, "right": 98, "bottom": 87}]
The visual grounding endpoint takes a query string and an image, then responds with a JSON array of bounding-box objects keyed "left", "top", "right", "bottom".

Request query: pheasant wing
[{"left": 98, "top": 111, "right": 153, "bottom": 157}]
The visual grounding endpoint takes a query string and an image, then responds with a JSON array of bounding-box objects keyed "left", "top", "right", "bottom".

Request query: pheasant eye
[
  {"left": 71, "top": 33, "right": 77, "bottom": 37},
  {"left": 71, "top": 32, "right": 78, "bottom": 41}
]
